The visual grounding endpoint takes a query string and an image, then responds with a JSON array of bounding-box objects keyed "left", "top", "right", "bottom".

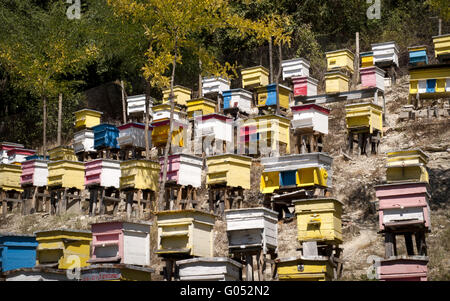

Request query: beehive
[
  {"left": 206, "top": 154, "right": 252, "bottom": 189},
  {"left": 34, "top": 229, "right": 92, "bottom": 270},
  {"left": 159, "top": 154, "right": 203, "bottom": 188},
  {"left": 377, "top": 256, "right": 428, "bottom": 281},
  {"left": 0, "top": 142, "right": 24, "bottom": 164},
  {"left": 360, "top": 51, "right": 374, "bottom": 68},
  {"left": 408, "top": 46, "right": 428, "bottom": 66},
  {"left": 256, "top": 84, "right": 292, "bottom": 110},
  {"left": 7, "top": 148, "right": 36, "bottom": 165},
  {"left": 176, "top": 257, "right": 242, "bottom": 281},
  {"left": 372, "top": 41, "right": 399, "bottom": 67},
  {"left": 163, "top": 85, "right": 192, "bottom": 106},
  {"left": 117, "top": 123, "right": 152, "bottom": 149},
  {"left": 281, "top": 58, "right": 310, "bottom": 80},
  {"left": 194, "top": 114, "right": 233, "bottom": 144},
  {"left": 20, "top": 159, "right": 48, "bottom": 187},
  {"left": 291, "top": 104, "right": 330, "bottom": 135},
  {"left": 151, "top": 119, "right": 186, "bottom": 148},
  {"left": 325, "top": 49, "right": 355, "bottom": 73},
  {"left": 126, "top": 94, "right": 148, "bottom": 115},
  {"left": 89, "top": 221, "right": 151, "bottom": 266},
  {"left": 202, "top": 77, "right": 230, "bottom": 96},
  {"left": 47, "top": 161, "right": 85, "bottom": 190},
  {"left": 360, "top": 66, "right": 386, "bottom": 91},
  {"left": 74, "top": 109, "right": 103, "bottom": 130},
  {"left": 375, "top": 182, "right": 431, "bottom": 231},
  {"left": 0, "top": 233, "right": 38, "bottom": 272},
  {"left": 240, "top": 115, "right": 291, "bottom": 155},
  {"left": 156, "top": 210, "right": 216, "bottom": 257},
  {"left": 260, "top": 153, "right": 333, "bottom": 194},
  {"left": 222, "top": 88, "right": 253, "bottom": 114},
  {"left": 386, "top": 149, "right": 429, "bottom": 183},
  {"left": 3, "top": 267, "right": 71, "bottom": 281},
  {"left": 119, "top": 159, "right": 160, "bottom": 191},
  {"left": 409, "top": 64, "right": 450, "bottom": 98},
  {"left": 432, "top": 34, "right": 450, "bottom": 60},
  {"left": 186, "top": 97, "right": 217, "bottom": 118},
  {"left": 151, "top": 103, "right": 186, "bottom": 122},
  {"left": 345, "top": 102, "right": 383, "bottom": 134},
  {"left": 73, "top": 129, "right": 95, "bottom": 154},
  {"left": 85, "top": 159, "right": 121, "bottom": 188},
  {"left": 0, "top": 163, "right": 23, "bottom": 191},
  {"left": 276, "top": 256, "right": 334, "bottom": 281},
  {"left": 80, "top": 264, "right": 154, "bottom": 281},
  {"left": 48, "top": 146, "right": 77, "bottom": 161},
  {"left": 294, "top": 197, "right": 343, "bottom": 244},
  {"left": 225, "top": 207, "right": 278, "bottom": 254},
  {"left": 241, "top": 66, "right": 269, "bottom": 89},
  {"left": 291, "top": 76, "right": 318, "bottom": 97},
  {"left": 92, "top": 124, "right": 120, "bottom": 150},
  {"left": 325, "top": 71, "right": 350, "bottom": 93}
]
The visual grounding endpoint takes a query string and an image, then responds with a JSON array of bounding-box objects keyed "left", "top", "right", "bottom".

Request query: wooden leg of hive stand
[
  {"left": 246, "top": 253, "right": 253, "bottom": 281},
  {"left": 99, "top": 188, "right": 105, "bottom": 215},
  {"left": 404, "top": 233, "right": 415, "bottom": 256},
  {"left": 347, "top": 132, "right": 353, "bottom": 155},
  {"left": 385, "top": 232, "right": 395, "bottom": 258},
  {"left": 165, "top": 259, "right": 173, "bottom": 281},
  {"left": 31, "top": 186, "right": 38, "bottom": 214},
  {"left": 257, "top": 250, "right": 264, "bottom": 281},
  {"left": 126, "top": 191, "right": 133, "bottom": 219},
  {"left": 137, "top": 189, "right": 143, "bottom": 219},
  {"left": 176, "top": 186, "right": 183, "bottom": 210},
  {"left": 224, "top": 188, "right": 230, "bottom": 210},
  {"left": 1, "top": 190, "right": 6, "bottom": 217},
  {"left": 91, "top": 188, "right": 97, "bottom": 217}
]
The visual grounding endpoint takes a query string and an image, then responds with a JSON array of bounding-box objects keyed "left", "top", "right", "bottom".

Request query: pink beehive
[
  {"left": 84, "top": 159, "right": 121, "bottom": 188},
  {"left": 375, "top": 182, "right": 431, "bottom": 231},
  {"left": 292, "top": 76, "right": 318, "bottom": 96},
  {"left": 377, "top": 256, "right": 428, "bottom": 281},
  {"left": 89, "top": 221, "right": 151, "bottom": 266},
  {"left": 360, "top": 66, "right": 385, "bottom": 91},
  {"left": 20, "top": 160, "right": 48, "bottom": 187},
  {"left": 159, "top": 154, "right": 202, "bottom": 188}
]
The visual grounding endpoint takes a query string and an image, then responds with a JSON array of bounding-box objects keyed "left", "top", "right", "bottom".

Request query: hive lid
[
  {"left": 222, "top": 88, "right": 253, "bottom": 95},
  {"left": 408, "top": 45, "right": 428, "bottom": 51},
  {"left": 224, "top": 206, "right": 278, "bottom": 216},
  {"left": 194, "top": 113, "right": 233, "bottom": 122},
  {"left": 34, "top": 228, "right": 91, "bottom": 235},
  {"left": 0, "top": 142, "right": 25, "bottom": 148},
  {"left": 371, "top": 41, "right": 399, "bottom": 49},
  {"left": 206, "top": 153, "right": 253, "bottom": 161},
  {"left": 291, "top": 103, "right": 330, "bottom": 114},
  {"left": 374, "top": 181, "right": 430, "bottom": 189},
  {"left": 0, "top": 232, "right": 36, "bottom": 238},
  {"left": 156, "top": 209, "right": 218, "bottom": 218},
  {"left": 360, "top": 51, "right": 373, "bottom": 56},
  {"left": 176, "top": 257, "right": 243, "bottom": 268},
  {"left": 380, "top": 255, "right": 429, "bottom": 263},
  {"left": 90, "top": 219, "right": 152, "bottom": 227},
  {"left": 241, "top": 65, "right": 269, "bottom": 73},
  {"left": 81, "top": 264, "right": 155, "bottom": 273},
  {"left": 432, "top": 33, "right": 450, "bottom": 39},
  {"left": 292, "top": 197, "right": 343, "bottom": 206},
  {"left": 2, "top": 267, "right": 67, "bottom": 276},
  {"left": 275, "top": 255, "right": 330, "bottom": 263},
  {"left": 74, "top": 108, "right": 103, "bottom": 115},
  {"left": 344, "top": 102, "right": 383, "bottom": 109},
  {"left": 282, "top": 57, "right": 311, "bottom": 65}
]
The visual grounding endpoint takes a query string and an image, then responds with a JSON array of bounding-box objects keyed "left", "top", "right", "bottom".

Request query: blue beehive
[
  {"left": 92, "top": 124, "right": 120, "bottom": 150},
  {"left": 0, "top": 233, "right": 38, "bottom": 272},
  {"left": 25, "top": 155, "right": 49, "bottom": 161},
  {"left": 408, "top": 46, "right": 428, "bottom": 66}
]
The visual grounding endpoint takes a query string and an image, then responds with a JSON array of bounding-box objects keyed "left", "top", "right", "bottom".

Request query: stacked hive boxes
[
  {"left": 73, "top": 109, "right": 102, "bottom": 156},
  {"left": 371, "top": 41, "right": 399, "bottom": 87},
  {"left": 359, "top": 49, "right": 385, "bottom": 91},
  {"left": 374, "top": 149, "right": 430, "bottom": 281},
  {"left": 325, "top": 49, "right": 354, "bottom": 93}
]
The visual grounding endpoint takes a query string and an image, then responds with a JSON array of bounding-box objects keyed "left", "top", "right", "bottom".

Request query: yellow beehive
[
  {"left": 0, "top": 163, "right": 23, "bottom": 191},
  {"left": 386, "top": 149, "right": 429, "bottom": 167},
  {"left": 186, "top": 97, "right": 217, "bottom": 118},
  {"left": 276, "top": 256, "right": 334, "bottom": 281},
  {"left": 294, "top": 198, "right": 343, "bottom": 245},
  {"left": 326, "top": 49, "right": 355, "bottom": 73},
  {"left": 242, "top": 115, "right": 291, "bottom": 155},
  {"left": 35, "top": 229, "right": 92, "bottom": 270},
  {"left": 156, "top": 210, "right": 216, "bottom": 257},
  {"left": 74, "top": 109, "right": 102, "bottom": 129},
  {"left": 256, "top": 84, "right": 292, "bottom": 110},
  {"left": 48, "top": 146, "right": 78, "bottom": 161},
  {"left": 409, "top": 65, "right": 450, "bottom": 98},
  {"left": 345, "top": 102, "right": 383, "bottom": 134},
  {"left": 119, "top": 160, "right": 160, "bottom": 191},
  {"left": 206, "top": 154, "right": 252, "bottom": 189},
  {"left": 80, "top": 264, "right": 154, "bottom": 281},
  {"left": 432, "top": 34, "right": 450, "bottom": 58},
  {"left": 151, "top": 120, "right": 185, "bottom": 148},
  {"left": 47, "top": 161, "right": 85, "bottom": 190},
  {"left": 163, "top": 85, "right": 192, "bottom": 106},
  {"left": 386, "top": 165, "right": 429, "bottom": 183},
  {"left": 241, "top": 66, "right": 269, "bottom": 89},
  {"left": 325, "top": 71, "right": 350, "bottom": 93},
  {"left": 361, "top": 53, "right": 374, "bottom": 68}
]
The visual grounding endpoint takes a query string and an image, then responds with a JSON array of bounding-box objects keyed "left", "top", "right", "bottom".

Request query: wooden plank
[
  {"left": 385, "top": 232, "right": 396, "bottom": 258},
  {"left": 246, "top": 254, "right": 253, "bottom": 281}
]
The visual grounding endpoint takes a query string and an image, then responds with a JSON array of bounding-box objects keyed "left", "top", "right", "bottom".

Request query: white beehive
[
  {"left": 176, "top": 257, "right": 242, "bottom": 281},
  {"left": 202, "top": 77, "right": 231, "bottom": 96},
  {"left": 151, "top": 104, "right": 186, "bottom": 122},
  {"left": 85, "top": 159, "right": 121, "bottom": 188},
  {"left": 73, "top": 129, "right": 95, "bottom": 154},
  {"left": 0, "top": 142, "right": 24, "bottom": 164},
  {"left": 222, "top": 89, "right": 253, "bottom": 114},
  {"left": 282, "top": 58, "right": 310, "bottom": 80},
  {"left": 20, "top": 159, "right": 48, "bottom": 187},
  {"left": 291, "top": 104, "right": 330, "bottom": 135},
  {"left": 194, "top": 113, "right": 233, "bottom": 145},
  {"left": 159, "top": 153, "right": 203, "bottom": 188},
  {"left": 225, "top": 207, "right": 278, "bottom": 254},
  {"left": 117, "top": 123, "right": 151, "bottom": 149},
  {"left": 372, "top": 41, "right": 399, "bottom": 67},
  {"left": 7, "top": 149, "right": 36, "bottom": 165},
  {"left": 127, "top": 94, "right": 150, "bottom": 115}
]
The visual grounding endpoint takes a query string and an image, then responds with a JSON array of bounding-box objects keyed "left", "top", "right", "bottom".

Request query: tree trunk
[
  {"left": 144, "top": 80, "right": 151, "bottom": 160},
  {"left": 57, "top": 93, "right": 62, "bottom": 146},
  {"left": 43, "top": 95, "right": 47, "bottom": 157},
  {"left": 269, "top": 37, "right": 273, "bottom": 83},
  {"left": 198, "top": 58, "right": 202, "bottom": 98},
  {"left": 275, "top": 43, "right": 282, "bottom": 115},
  {"left": 121, "top": 80, "right": 127, "bottom": 124},
  {"left": 354, "top": 32, "right": 360, "bottom": 88},
  {"left": 158, "top": 39, "right": 178, "bottom": 210}
]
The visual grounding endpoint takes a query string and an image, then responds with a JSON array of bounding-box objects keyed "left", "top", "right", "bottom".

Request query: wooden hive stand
[
  {"left": 0, "top": 189, "right": 23, "bottom": 217},
  {"left": 208, "top": 184, "right": 245, "bottom": 216},
  {"left": 48, "top": 187, "right": 85, "bottom": 216}
]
